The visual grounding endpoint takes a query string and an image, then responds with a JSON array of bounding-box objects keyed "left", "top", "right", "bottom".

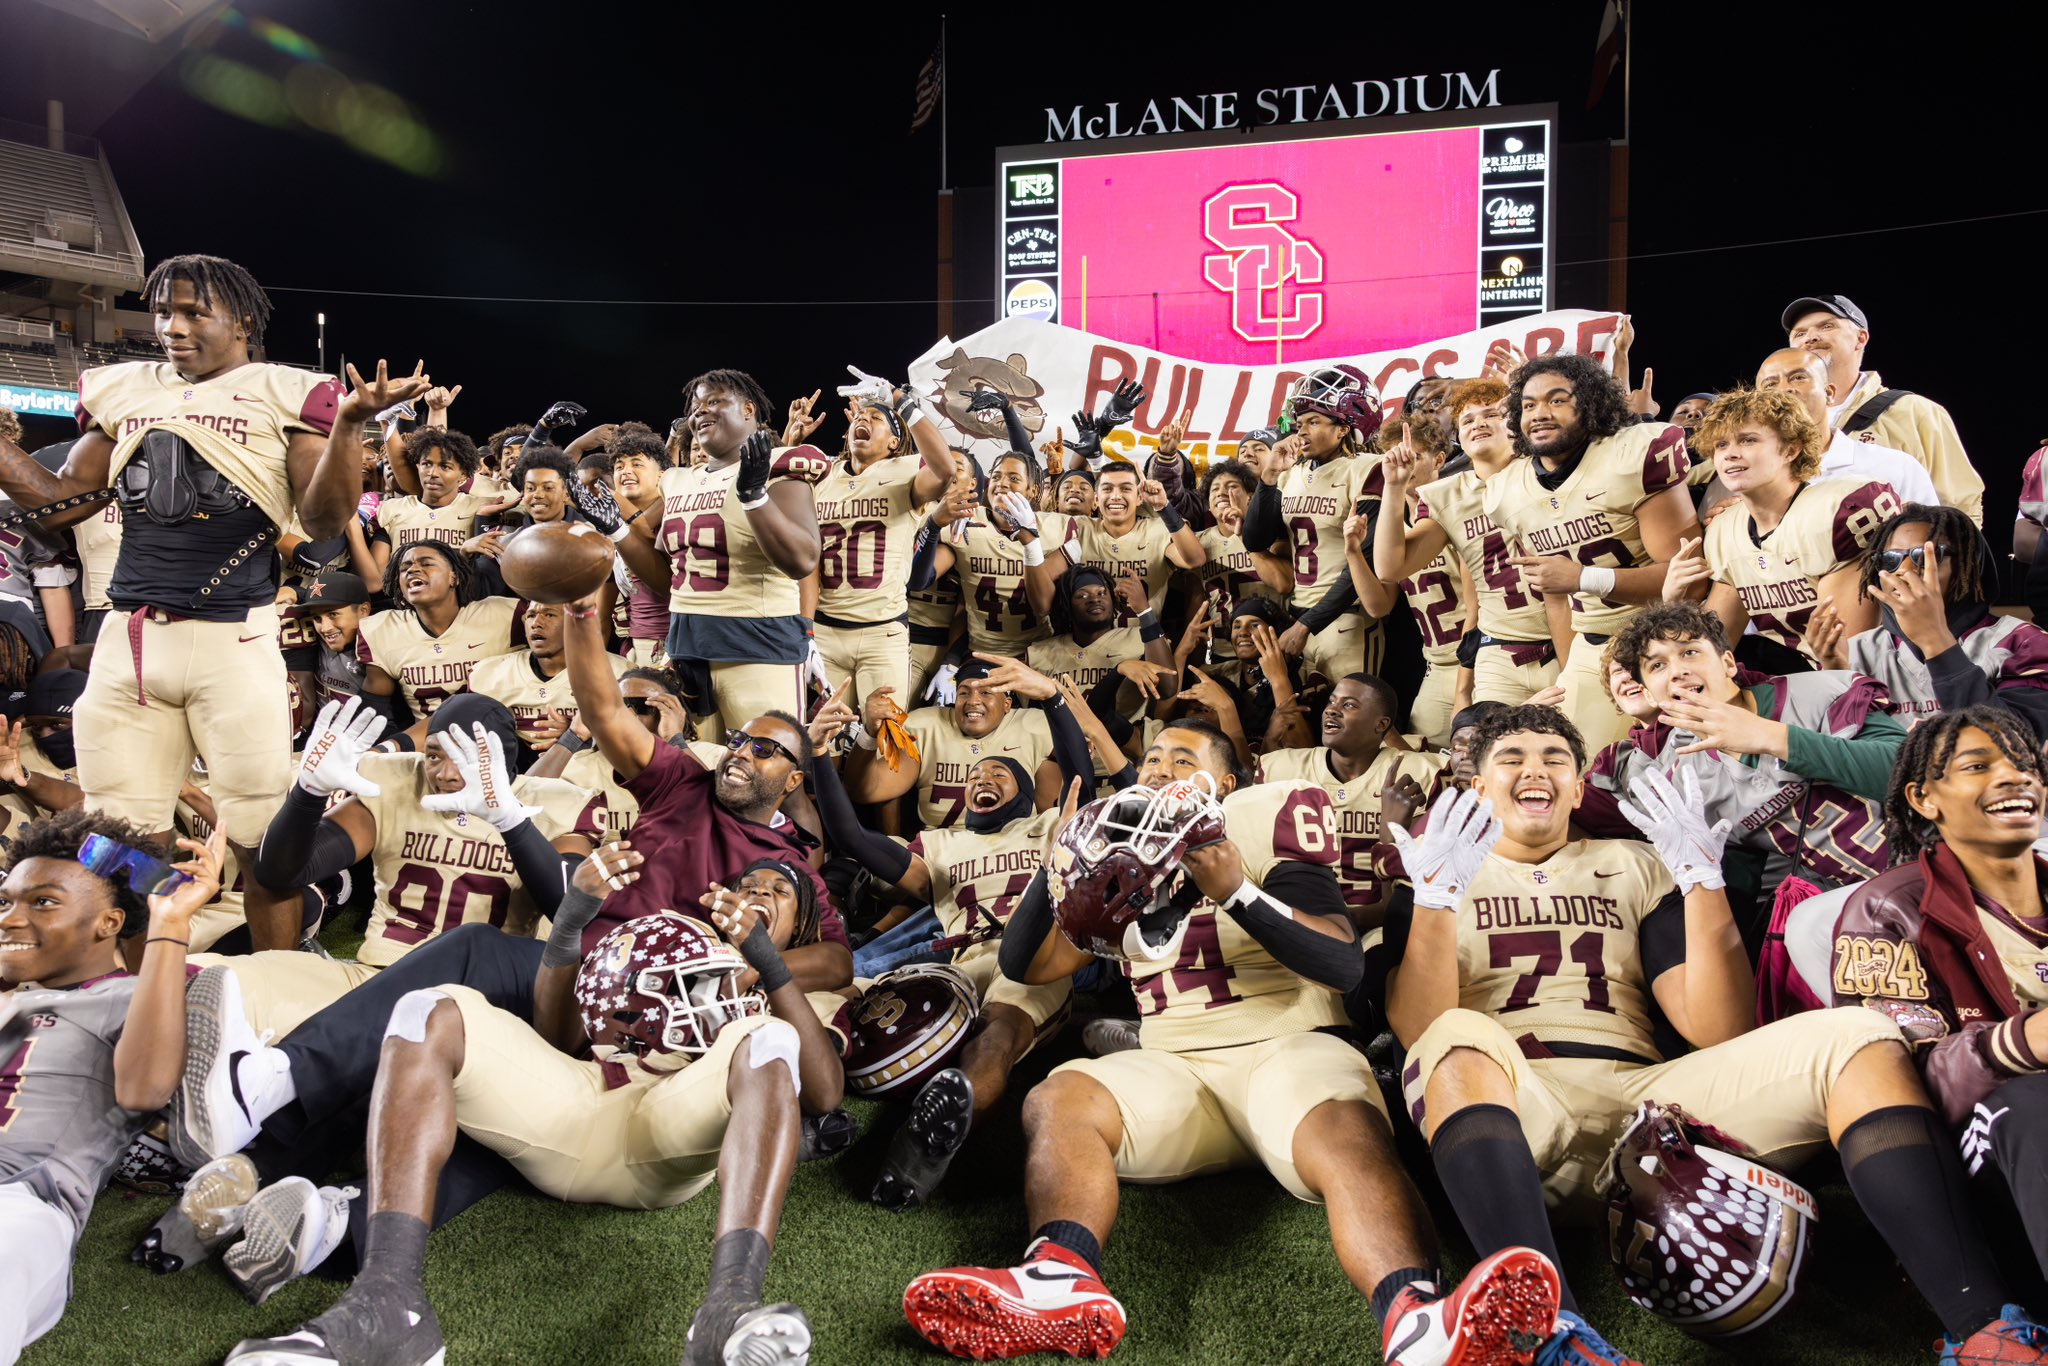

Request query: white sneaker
[
  {"left": 169, "top": 966, "right": 294, "bottom": 1168},
  {"left": 224, "top": 1177, "right": 358, "bottom": 1305}
]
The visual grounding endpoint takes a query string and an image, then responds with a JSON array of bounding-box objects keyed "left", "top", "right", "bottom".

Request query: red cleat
[
  {"left": 903, "top": 1240, "right": 1127, "bottom": 1360},
  {"left": 1383, "top": 1247, "right": 1564, "bottom": 1366}
]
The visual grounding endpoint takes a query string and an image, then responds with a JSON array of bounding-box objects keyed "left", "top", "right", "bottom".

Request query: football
[{"left": 498, "top": 521, "right": 616, "bottom": 604}]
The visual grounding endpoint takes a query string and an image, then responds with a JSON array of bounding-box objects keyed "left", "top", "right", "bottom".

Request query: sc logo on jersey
[{"left": 1201, "top": 183, "right": 1326, "bottom": 345}]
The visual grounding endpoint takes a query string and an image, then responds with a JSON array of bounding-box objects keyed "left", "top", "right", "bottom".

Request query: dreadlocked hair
[
  {"left": 1471, "top": 702, "right": 1587, "bottom": 771},
  {"left": 404, "top": 427, "right": 480, "bottom": 478},
  {"left": 1859, "top": 502, "right": 1986, "bottom": 605},
  {"left": 736, "top": 857, "right": 824, "bottom": 950},
  {"left": 8, "top": 807, "right": 164, "bottom": 937},
  {"left": 382, "top": 538, "right": 475, "bottom": 610},
  {"left": 1883, "top": 705, "right": 2046, "bottom": 862},
  {"left": 0, "top": 623, "right": 36, "bottom": 700},
  {"left": 622, "top": 665, "right": 681, "bottom": 695},
  {"left": 144, "top": 254, "right": 272, "bottom": 346},
  {"left": 683, "top": 369, "right": 776, "bottom": 431},
  {"left": 1504, "top": 353, "right": 1634, "bottom": 456}
]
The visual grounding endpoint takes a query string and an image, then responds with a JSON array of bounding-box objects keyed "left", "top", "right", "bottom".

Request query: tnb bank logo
[{"left": 1201, "top": 184, "right": 1325, "bottom": 344}]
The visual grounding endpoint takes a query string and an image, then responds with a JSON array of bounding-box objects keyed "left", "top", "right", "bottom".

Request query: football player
[
  {"left": 221, "top": 849, "right": 844, "bottom": 1366},
  {"left": 528, "top": 667, "right": 693, "bottom": 842},
  {"left": 1192, "top": 458, "right": 1293, "bottom": 617},
  {"left": 1661, "top": 386, "right": 1898, "bottom": 666},
  {"left": 1812, "top": 504, "right": 2048, "bottom": 736},
  {"left": 811, "top": 657, "right": 1098, "bottom": 1209},
  {"left": 1582, "top": 603, "right": 1903, "bottom": 944},
  {"left": 357, "top": 542, "right": 521, "bottom": 729},
  {"left": 1484, "top": 355, "right": 1699, "bottom": 756},
  {"left": 603, "top": 429, "right": 673, "bottom": 669},
  {"left": 628, "top": 368, "right": 824, "bottom": 741},
  {"left": 1385, "top": 704, "right": 2048, "bottom": 1364},
  {"left": 1375, "top": 380, "right": 1560, "bottom": 708},
  {"left": 1030, "top": 460, "right": 1206, "bottom": 625},
  {"left": 1029, "top": 567, "right": 1177, "bottom": 786},
  {"left": 279, "top": 572, "right": 372, "bottom": 720},
  {"left": 929, "top": 454, "right": 1072, "bottom": 661},
  {"left": 849, "top": 657, "right": 1058, "bottom": 831},
  {"left": 1259, "top": 674, "right": 1446, "bottom": 929},
  {"left": 904, "top": 720, "right": 1565, "bottom": 1363},
  {"left": 464, "top": 598, "right": 628, "bottom": 753},
  {"left": 373, "top": 427, "right": 488, "bottom": 573},
  {"left": 808, "top": 370, "right": 957, "bottom": 708},
  {"left": 0, "top": 810, "right": 223, "bottom": 1365},
  {"left": 1243, "top": 366, "right": 1388, "bottom": 685},
  {"left": 1835, "top": 707, "right": 2048, "bottom": 1300},
  {"left": 0, "top": 670, "right": 87, "bottom": 836},
  {"left": 0, "top": 254, "right": 428, "bottom": 951}
]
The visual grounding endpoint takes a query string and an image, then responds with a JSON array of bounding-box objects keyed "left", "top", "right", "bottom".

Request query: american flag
[{"left": 910, "top": 45, "right": 942, "bottom": 132}]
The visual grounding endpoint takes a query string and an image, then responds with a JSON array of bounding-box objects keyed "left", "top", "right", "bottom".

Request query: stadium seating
[{"left": 0, "top": 123, "right": 145, "bottom": 293}]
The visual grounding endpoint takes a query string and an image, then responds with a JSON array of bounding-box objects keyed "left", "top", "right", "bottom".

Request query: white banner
[{"left": 907, "top": 308, "right": 1623, "bottom": 465}]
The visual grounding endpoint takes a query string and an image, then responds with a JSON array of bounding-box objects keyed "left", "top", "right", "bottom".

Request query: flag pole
[{"left": 939, "top": 14, "right": 949, "bottom": 191}]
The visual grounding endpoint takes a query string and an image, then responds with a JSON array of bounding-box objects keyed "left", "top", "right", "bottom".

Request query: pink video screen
[{"left": 998, "top": 120, "right": 1552, "bottom": 364}]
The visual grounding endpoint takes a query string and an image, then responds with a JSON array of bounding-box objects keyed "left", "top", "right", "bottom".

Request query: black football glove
[
  {"left": 1097, "top": 377, "right": 1146, "bottom": 434},
  {"left": 735, "top": 429, "right": 775, "bottom": 508},
  {"left": 966, "top": 388, "right": 1013, "bottom": 415},
  {"left": 535, "top": 400, "right": 587, "bottom": 432},
  {"left": 571, "top": 480, "right": 621, "bottom": 534},
  {"left": 1066, "top": 412, "right": 1103, "bottom": 462}
]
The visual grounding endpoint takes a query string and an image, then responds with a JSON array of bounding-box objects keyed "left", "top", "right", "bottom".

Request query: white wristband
[
  {"left": 738, "top": 492, "right": 769, "bottom": 512},
  {"left": 1578, "top": 565, "right": 1617, "bottom": 596},
  {"left": 606, "top": 522, "right": 634, "bottom": 543},
  {"left": 1022, "top": 538, "right": 1045, "bottom": 567}
]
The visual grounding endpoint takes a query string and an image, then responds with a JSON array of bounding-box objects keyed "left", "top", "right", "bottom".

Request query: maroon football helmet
[
  {"left": 1602, "top": 1101, "right": 1818, "bottom": 1336},
  {"left": 1284, "top": 364, "right": 1384, "bottom": 441},
  {"left": 575, "top": 912, "right": 764, "bottom": 1057},
  {"left": 1047, "top": 779, "right": 1228, "bottom": 963},
  {"left": 843, "top": 963, "right": 978, "bottom": 1098}
]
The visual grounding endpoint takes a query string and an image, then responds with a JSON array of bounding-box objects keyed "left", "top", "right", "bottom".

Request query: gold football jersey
[
  {"left": 1704, "top": 478, "right": 1900, "bottom": 659},
  {"left": 1127, "top": 780, "right": 1350, "bottom": 1052},
  {"left": 913, "top": 807, "right": 1061, "bottom": 941},
  {"left": 357, "top": 596, "right": 522, "bottom": 719},
  {"left": 1027, "top": 627, "right": 1143, "bottom": 695},
  {"left": 72, "top": 500, "right": 123, "bottom": 613},
  {"left": 899, "top": 705, "right": 1053, "bottom": 830},
  {"left": 1483, "top": 424, "right": 1691, "bottom": 638},
  {"left": 1453, "top": 839, "right": 1676, "bottom": 1059},
  {"left": 1416, "top": 469, "right": 1548, "bottom": 643},
  {"left": 1064, "top": 515, "right": 1176, "bottom": 621},
  {"left": 657, "top": 445, "right": 830, "bottom": 619},
  {"left": 1279, "top": 452, "right": 1382, "bottom": 609},
  {"left": 1195, "top": 525, "right": 1284, "bottom": 615},
  {"left": 560, "top": 747, "right": 638, "bottom": 841},
  {"left": 465, "top": 649, "right": 628, "bottom": 749},
  {"left": 76, "top": 359, "right": 340, "bottom": 532},
  {"left": 949, "top": 513, "right": 1071, "bottom": 657},
  {"left": 907, "top": 575, "right": 961, "bottom": 634},
  {"left": 1402, "top": 544, "right": 1466, "bottom": 667},
  {"left": 813, "top": 453, "right": 924, "bottom": 622},
  {"left": 355, "top": 753, "right": 604, "bottom": 967},
  {"left": 1258, "top": 746, "right": 1448, "bottom": 920},
  {"left": 377, "top": 490, "right": 488, "bottom": 554}
]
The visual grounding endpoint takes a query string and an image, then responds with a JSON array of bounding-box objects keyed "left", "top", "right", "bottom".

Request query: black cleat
[
  {"left": 797, "top": 1109, "right": 859, "bottom": 1163},
  {"left": 223, "top": 1274, "right": 444, "bottom": 1365},
  {"left": 871, "top": 1068, "right": 973, "bottom": 1213}
]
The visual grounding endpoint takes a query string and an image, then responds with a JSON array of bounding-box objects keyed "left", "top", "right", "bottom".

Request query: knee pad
[
  {"left": 384, "top": 989, "right": 451, "bottom": 1044},
  {"left": 744, "top": 1018, "right": 801, "bottom": 1095}
]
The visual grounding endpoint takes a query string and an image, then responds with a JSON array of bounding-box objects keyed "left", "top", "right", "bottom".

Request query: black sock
[
  {"left": 358, "top": 1211, "right": 427, "bottom": 1287},
  {"left": 1028, "top": 1220, "right": 1102, "bottom": 1277},
  {"left": 1428, "top": 1105, "right": 1577, "bottom": 1315},
  {"left": 1370, "top": 1267, "right": 1439, "bottom": 1325},
  {"left": 706, "top": 1228, "right": 770, "bottom": 1309},
  {"left": 1840, "top": 1105, "right": 2009, "bottom": 1339}
]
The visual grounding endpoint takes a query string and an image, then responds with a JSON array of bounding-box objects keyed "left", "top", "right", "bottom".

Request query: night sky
[{"left": 4, "top": 3, "right": 2039, "bottom": 542}]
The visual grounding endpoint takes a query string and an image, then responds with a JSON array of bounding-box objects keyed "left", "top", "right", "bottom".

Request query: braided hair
[
  {"left": 381, "top": 538, "right": 475, "bottom": 609},
  {"left": 1859, "top": 502, "right": 1986, "bottom": 605},
  {"left": 1883, "top": 704, "right": 2045, "bottom": 861},
  {"left": 0, "top": 622, "right": 36, "bottom": 702},
  {"left": 682, "top": 369, "right": 777, "bottom": 432},
  {"left": 143, "top": 254, "right": 272, "bottom": 346}
]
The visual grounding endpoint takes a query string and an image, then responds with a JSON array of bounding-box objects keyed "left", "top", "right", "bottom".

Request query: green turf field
[{"left": 25, "top": 920, "right": 1950, "bottom": 1365}]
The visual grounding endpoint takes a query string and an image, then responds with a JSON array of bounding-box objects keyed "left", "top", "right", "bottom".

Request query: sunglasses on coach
[
  {"left": 725, "top": 731, "right": 799, "bottom": 766},
  {"left": 1876, "top": 544, "right": 1951, "bottom": 574}
]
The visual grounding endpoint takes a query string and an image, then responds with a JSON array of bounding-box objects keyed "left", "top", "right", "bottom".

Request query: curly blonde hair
[
  {"left": 0, "top": 408, "right": 20, "bottom": 444},
  {"left": 1695, "top": 386, "right": 1823, "bottom": 483}
]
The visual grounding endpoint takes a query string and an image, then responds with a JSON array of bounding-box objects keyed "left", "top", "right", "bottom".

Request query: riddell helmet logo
[{"left": 1201, "top": 183, "right": 1325, "bottom": 345}]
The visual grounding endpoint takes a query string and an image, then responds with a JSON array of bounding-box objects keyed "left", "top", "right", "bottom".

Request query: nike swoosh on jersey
[
  {"left": 238, "top": 633, "right": 270, "bottom": 643},
  {"left": 231, "top": 394, "right": 262, "bottom": 403},
  {"left": 1593, "top": 870, "right": 1623, "bottom": 878},
  {"left": 1584, "top": 490, "right": 1603, "bottom": 500}
]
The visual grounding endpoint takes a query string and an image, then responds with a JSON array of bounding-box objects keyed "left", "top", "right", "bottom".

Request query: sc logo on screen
[{"left": 1201, "top": 184, "right": 1326, "bottom": 345}]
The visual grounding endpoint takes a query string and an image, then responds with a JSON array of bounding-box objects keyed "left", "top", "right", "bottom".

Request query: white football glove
[
  {"left": 296, "top": 696, "right": 386, "bottom": 798},
  {"left": 1388, "top": 787, "right": 1501, "bottom": 911},
  {"left": 1615, "top": 764, "right": 1730, "bottom": 893},
  {"left": 836, "top": 364, "right": 895, "bottom": 408},
  {"left": 420, "top": 723, "right": 541, "bottom": 832},
  {"left": 925, "top": 661, "right": 959, "bottom": 706},
  {"left": 994, "top": 491, "right": 1038, "bottom": 539}
]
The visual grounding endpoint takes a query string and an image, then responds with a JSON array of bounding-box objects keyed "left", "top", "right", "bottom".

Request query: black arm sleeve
[
  {"left": 1220, "top": 862, "right": 1362, "bottom": 991},
  {"left": 1243, "top": 480, "right": 1286, "bottom": 554},
  {"left": 811, "top": 756, "right": 913, "bottom": 885},
  {"left": 1086, "top": 670, "right": 1134, "bottom": 750},
  {"left": 1297, "top": 568, "right": 1361, "bottom": 633},
  {"left": 999, "top": 403, "right": 1034, "bottom": 462},
  {"left": 1928, "top": 644, "right": 2048, "bottom": 744},
  {"left": 252, "top": 786, "right": 361, "bottom": 892},
  {"left": 906, "top": 518, "right": 941, "bottom": 591},
  {"left": 1045, "top": 697, "right": 1096, "bottom": 793},
  {"left": 997, "top": 868, "right": 1056, "bottom": 983},
  {"left": 1638, "top": 888, "right": 1689, "bottom": 982},
  {"left": 499, "top": 817, "right": 568, "bottom": 920}
]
